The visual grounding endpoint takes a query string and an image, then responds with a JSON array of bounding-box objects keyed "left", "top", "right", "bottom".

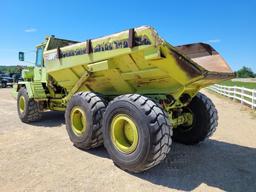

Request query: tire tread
[
  {"left": 106, "top": 94, "right": 172, "bottom": 172},
  {"left": 70, "top": 92, "right": 106, "bottom": 149}
]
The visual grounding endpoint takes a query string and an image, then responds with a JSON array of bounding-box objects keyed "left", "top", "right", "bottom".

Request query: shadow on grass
[{"left": 82, "top": 139, "right": 256, "bottom": 192}]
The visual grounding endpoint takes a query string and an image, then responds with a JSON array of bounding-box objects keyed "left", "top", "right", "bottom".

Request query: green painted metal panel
[
  {"left": 17, "top": 82, "right": 34, "bottom": 98},
  {"left": 41, "top": 26, "right": 234, "bottom": 100},
  {"left": 14, "top": 26, "right": 235, "bottom": 108}
]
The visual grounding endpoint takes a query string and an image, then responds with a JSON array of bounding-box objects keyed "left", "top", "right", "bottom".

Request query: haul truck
[{"left": 14, "top": 26, "right": 234, "bottom": 172}]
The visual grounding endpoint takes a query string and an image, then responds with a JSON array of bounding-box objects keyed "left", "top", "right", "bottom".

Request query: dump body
[
  {"left": 14, "top": 26, "right": 235, "bottom": 110},
  {"left": 42, "top": 26, "right": 234, "bottom": 102}
]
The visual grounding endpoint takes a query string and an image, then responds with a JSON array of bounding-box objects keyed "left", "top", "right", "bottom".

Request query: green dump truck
[{"left": 14, "top": 26, "right": 234, "bottom": 172}]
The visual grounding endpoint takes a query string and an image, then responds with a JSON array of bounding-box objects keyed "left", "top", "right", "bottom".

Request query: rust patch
[
  {"left": 171, "top": 50, "right": 202, "bottom": 78},
  {"left": 175, "top": 43, "right": 218, "bottom": 58},
  {"left": 128, "top": 28, "right": 135, "bottom": 48},
  {"left": 204, "top": 72, "right": 235, "bottom": 80},
  {"left": 86, "top": 39, "right": 93, "bottom": 54},
  {"left": 56, "top": 47, "right": 61, "bottom": 59},
  {"left": 174, "top": 43, "right": 233, "bottom": 73}
]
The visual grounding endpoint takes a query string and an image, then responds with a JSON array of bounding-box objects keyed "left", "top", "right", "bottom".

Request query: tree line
[
  {"left": 235, "top": 66, "right": 256, "bottom": 78},
  {"left": 0, "top": 65, "right": 24, "bottom": 75}
]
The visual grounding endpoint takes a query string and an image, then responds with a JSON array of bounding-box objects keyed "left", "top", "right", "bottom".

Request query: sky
[{"left": 0, "top": 0, "right": 255, "bottom": 72}]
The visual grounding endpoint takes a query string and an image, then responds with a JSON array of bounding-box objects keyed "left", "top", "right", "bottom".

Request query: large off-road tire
[
  {"left": 173, "top": 92, "right": 218, "bottom": 145},
  {"left": 65, "top": 92, "right": 107, "bottom": 150},
  {"left": 1, "top": 81, "right": 7, "bottom": 88},
  {"left": 103, "top": 94, "right": 172, "bottom": 173},
  {"left": 17, "top": 87, "right": 42, "bottom": 123}
]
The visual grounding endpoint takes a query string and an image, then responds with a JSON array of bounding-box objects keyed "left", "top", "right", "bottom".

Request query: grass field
[{"left": 220, "top": 80, "right": 256, "bottom": 89}]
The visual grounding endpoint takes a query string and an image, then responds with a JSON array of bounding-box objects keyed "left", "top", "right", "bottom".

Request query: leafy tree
[
  {"left": 0, "top": 65, "right": 25, "bottom": 75},
  {"left": 236, "top": 66, "right": 256, "bottom": 78}
]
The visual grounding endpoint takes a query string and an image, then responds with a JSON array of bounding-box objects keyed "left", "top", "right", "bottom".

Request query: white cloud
[
  {"left": 207, "top": 39, "right": 221, "bottom": 43},
  {"left": 24, "top": 28, "right": 37, "bottom": 33}
]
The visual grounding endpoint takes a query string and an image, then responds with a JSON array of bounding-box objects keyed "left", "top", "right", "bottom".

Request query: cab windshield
[{"left": 35, "top": 47, "right": 43, "bottom": 67}]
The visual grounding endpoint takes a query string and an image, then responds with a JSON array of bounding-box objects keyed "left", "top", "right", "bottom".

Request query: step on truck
[{"left": 14, "top": 26, "right": 234, "bottom": 172}]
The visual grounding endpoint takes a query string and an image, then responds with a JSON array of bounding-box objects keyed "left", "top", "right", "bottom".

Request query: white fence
[
  {"left": 232, "top": 78, "right": 256, "bottom": 83},
  {"left": 209, "top": 84, "right": 256, "bottom": 109}
]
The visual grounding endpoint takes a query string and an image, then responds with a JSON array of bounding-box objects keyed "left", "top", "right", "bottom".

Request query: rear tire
[
  {"left": 65, "top": 92, "right": 107, "bottom": 149},
  {"left": 103, "top": 94, "right": 172, "bottom": 173},
  {"left": 2, "top": 82, "right": 7, "bottom": 88},
  {"left": 17, "top": 87, "right": 42, "bottom": 123},
  {"left": 172, "top": 92, "right": 218, "bottom": 145}
]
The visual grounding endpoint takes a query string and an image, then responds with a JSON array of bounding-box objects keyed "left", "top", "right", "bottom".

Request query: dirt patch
[{"left": 0, "top": 88, "right": 255, "bottom": 192}]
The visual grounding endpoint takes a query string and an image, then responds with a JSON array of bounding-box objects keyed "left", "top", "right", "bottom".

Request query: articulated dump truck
[{"left": 14, "top": 26, "right": 234, "bottom": 172}]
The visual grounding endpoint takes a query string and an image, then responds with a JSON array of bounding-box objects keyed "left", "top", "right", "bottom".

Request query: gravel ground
[{"left": 0, "top": 88, "right": 255, "bottom": 192}]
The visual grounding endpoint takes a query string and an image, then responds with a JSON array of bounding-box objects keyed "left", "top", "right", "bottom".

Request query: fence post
[
  {"left": 228, "top": 86, "right": 231, "bottom": 98},
  {"left": 252, "top": 90, "right": 256, "bottom": 109},
  {"left": 241, "top": 88, "right": 244, "bottom": 104},
  {"left": 233, "top": 86, "right": 236, "bottom": 101}
]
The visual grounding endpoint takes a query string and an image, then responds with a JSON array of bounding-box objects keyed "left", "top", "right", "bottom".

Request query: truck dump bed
[{"left": 43, "top": 26, "right": 234, "bottom": 97}]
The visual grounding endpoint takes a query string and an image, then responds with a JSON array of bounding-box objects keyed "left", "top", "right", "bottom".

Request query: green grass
[{"left": 220, "top": 80, "right": 256, "bottom": 89}]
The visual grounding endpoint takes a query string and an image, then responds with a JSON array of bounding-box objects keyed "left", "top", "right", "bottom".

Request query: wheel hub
[
  {"left": 19, "top": 96, "right": 25, "bottom": 113},
  {"left": 110, "top": 114, "right": 139, "bottom": 154},
  {"left": 70, "top": 106, "right": 86, "bottom": 136}
]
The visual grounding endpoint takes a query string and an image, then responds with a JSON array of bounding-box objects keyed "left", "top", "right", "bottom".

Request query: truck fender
[{"left": 16, "top": 82, "right": 34, "bottom": 98}]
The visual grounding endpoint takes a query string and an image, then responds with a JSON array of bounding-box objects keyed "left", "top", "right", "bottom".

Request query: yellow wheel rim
[
  {"left": 71, "top": 106, "right": 86, "bottom": 136},
  {"left": 19, "top": 96, "right": 25, "bottom": 113},
  {"left": 110, "top": 114, "right": 139, "bottom": 154}
]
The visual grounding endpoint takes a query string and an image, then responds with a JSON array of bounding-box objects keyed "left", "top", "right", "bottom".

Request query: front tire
[
  {"left": 173, "top": 92, "right": 218, "bottom": 145},
  {"left": 17, "top": 87, "right": 42, "bottom": 123},
  {"left": 65, "top": 92, "right": 107, "bottom": 149},
  {"left": 103, "top": 94, "right": 172, "bottom": 173}
]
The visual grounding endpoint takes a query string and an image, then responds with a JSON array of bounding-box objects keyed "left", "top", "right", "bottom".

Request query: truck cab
[
  {"left": 34, "top": 46, "right": 46, "bottom": 82},
  {"left": 14, "top": 40, "right": 48, "bottom": 100},
  {"left": 14, "top": 36, "right": 79, "bottom": 101}
]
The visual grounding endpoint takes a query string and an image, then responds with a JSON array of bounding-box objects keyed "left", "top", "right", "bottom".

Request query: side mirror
[{"left": 18, "top": 52, "right": 24, "bottom": 61}]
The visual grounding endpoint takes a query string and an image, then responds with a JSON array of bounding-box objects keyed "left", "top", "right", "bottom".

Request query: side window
[{"left": 35, "top": 47, "right": 43, "bottom": 67}]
